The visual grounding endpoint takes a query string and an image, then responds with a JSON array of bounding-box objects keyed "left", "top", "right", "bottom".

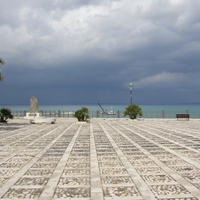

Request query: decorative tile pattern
[
  {"left": 0, "top": 118, "right": 200, "bottom": 200},
  {"left": 2, "top": 188, "right": 43, "bottom": 199},
  {"left": 101, "top": 176, "right": 133, "bottom": 185},
  {"left": 15, "top": 177, "right": 49, "bottom": 186},
  {"left": 103, "top": 186, "right": 141, "bottom": 197},
  {"left": 24, "top": 169, "right": 54, "bottom": 176},
  {"left": 100, "top": 168, "right": 128, "bottom": 175},
  {"left": 54, "top": 187, "right": 90, "bottom": 198},
  {"left": 0, "top": 178, "right": 8, "bottom": 186},
  {"left": 141, "top": 174, "right": 175, "bottom": 183},
  {"left": 136, "top": 167, "right": 165, "bottom": 174},
  {"left": 59, "top": 177, "right": 90, "bottom": 185},
  {"left": 149, "top": 184, "right": 190, "bottom": 195},
  {"left": 0, "top": 169, "right": 18, "bottom": 177}
]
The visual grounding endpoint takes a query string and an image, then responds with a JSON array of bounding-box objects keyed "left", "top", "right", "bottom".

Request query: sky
[{"left": 1, "top": 0, "right": 200, "bottom": 106}]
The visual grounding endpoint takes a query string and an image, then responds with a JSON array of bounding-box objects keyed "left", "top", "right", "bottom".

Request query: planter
[{"left": 0, "top": 120, "right": 7, "bottom": 123}]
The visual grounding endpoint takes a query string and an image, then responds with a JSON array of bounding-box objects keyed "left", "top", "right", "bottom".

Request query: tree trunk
[
  {"left": 78, "top": 115, "right": 85, "bottom": 121},
  {"left": 0, "top": 117, "right": 7, "bottom": 122}
]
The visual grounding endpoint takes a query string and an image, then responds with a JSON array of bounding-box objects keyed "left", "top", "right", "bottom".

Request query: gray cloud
[{"left": 1, "top": 0, "right": 200, "bottom": 105}]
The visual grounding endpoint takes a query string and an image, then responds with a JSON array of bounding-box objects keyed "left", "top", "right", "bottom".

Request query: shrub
[
  {"left": 74, "top": 107, "right": 90, "bottom": 122},
  {"left": 123, "top": 104, "right": 143, "bottom": 119},
  {"left": 0, "top": 108, "right": 13, "bottom": 122}
]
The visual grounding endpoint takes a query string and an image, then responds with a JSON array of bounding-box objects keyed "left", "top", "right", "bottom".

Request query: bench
[
  {"left": 176, "top": 114, "right": 189, "bottom": 120},
  {"left": 30, "top": 118, "right": 56, "bottom": 124}
]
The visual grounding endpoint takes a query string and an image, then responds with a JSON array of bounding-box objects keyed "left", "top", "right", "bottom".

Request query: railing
[
  {"left": 11, "top": 110, "right": 200, "bottom": 119},
  {"left": 142, "top": 110, "right": 200, "bottom": 118}
]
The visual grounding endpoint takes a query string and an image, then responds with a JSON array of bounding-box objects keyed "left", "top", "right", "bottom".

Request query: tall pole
[
  {"left": 129, "top": 82, "right": 133, "bottom": 104},
  {"left": 130, "top": 90, "right": 132, "bottom": 104}
]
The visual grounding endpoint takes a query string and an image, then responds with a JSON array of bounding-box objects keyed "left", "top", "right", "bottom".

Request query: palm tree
[
  {"left": 74, "top": 107, "right": 90, "bottom": 122},
  {"left": 0, "top": 58, "right": 5, "bottom": 81},
  {"left": 124, "top": 104, "right": 143, "bottom": 119}
]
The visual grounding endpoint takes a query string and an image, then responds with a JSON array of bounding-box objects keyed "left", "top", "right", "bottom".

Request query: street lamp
[{"left": 129, "top": 82, "right": 133, "bottom": 104}]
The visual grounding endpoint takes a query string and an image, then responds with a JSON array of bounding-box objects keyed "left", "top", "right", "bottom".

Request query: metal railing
[{"left": 11, "top": 110, "right": 200, "bottom": 119}]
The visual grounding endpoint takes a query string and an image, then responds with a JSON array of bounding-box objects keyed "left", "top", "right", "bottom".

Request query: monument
[
  {"left": 25, "top": 96, "right": 41, "bottom": 118},
  {"left": 25, "top": 96, "right": 56, "bottom": 124},
  {"left": 29, "top": 96, "right": 38, "bottom": 113}
]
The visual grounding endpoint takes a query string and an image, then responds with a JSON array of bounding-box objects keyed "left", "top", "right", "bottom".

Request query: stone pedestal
[
  {"left": 26, "top": 112, "right": 41, "bottom": 117},
  {"left": 25, "top": 112, "right": 42, "bottom": 119},
  {"left": 24, "top": 96, "right": 41, "bottom": 119}
]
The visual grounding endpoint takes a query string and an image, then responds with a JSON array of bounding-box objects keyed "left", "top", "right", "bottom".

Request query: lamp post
[{"left": 129, "top": 82, "right": 133, "bottom": 104}]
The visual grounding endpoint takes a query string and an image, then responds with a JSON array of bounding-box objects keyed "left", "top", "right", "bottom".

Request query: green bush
[
  {"left": 124, "top": 104, "right": 143, "bottom": 119},
  {"left": 74, "top": 107, "right": 90, "bottom": 122},
  {"left": 0, "top": 108, "right": 13, "bottom": 122}
]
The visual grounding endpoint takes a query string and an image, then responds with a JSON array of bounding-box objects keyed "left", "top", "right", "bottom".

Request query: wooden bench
[{"left": 176, "top": 114, "right": 190, "bottom": 120}]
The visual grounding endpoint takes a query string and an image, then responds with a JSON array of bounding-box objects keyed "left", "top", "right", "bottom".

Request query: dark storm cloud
[{"left": 1, "top": 0, "right": 200, "bottom": 105}]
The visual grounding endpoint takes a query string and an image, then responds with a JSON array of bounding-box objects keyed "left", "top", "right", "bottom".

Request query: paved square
[{"left": 0, "top": 118, "right": 200, "bottom": 200}]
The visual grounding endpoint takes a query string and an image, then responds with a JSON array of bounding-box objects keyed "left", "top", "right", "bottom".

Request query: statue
[
  {"left": 25, "top": 96, "right": 41, "bottom": 118},
  {"left": 29, "top": 96, "right": 38, "bottom": 113}
]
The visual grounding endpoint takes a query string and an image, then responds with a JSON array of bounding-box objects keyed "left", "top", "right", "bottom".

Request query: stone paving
[{"left": 0, "top": 118, "right": 200, "bottom": 200}]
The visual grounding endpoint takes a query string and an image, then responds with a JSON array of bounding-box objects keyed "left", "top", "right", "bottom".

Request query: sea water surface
[
  {"left": 1, "top": 104, "right": 200, "bottom": 118},
  {"left": 1, "top": 104, "right": 200, "bottom": 112}
]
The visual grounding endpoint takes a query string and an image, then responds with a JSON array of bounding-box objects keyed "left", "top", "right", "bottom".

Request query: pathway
[{"left": 0, "top": 118, "right": 200, "bottom": 200}]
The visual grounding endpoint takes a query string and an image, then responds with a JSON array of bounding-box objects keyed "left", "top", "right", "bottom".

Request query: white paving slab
[{"left": 0, "top": 118, "right": 200, "bottom": 200}]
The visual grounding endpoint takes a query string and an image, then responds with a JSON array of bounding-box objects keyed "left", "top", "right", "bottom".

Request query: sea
[
  {"left": 0, "top": 104, "right": 200, "bottom": 112},
  {"left": 1, "top": 104, "right": 200, "bottom": 118}
]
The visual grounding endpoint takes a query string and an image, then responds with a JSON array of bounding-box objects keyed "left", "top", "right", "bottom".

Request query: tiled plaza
[{"left": 0, "top": 118, "right": 200, "bottom": 200}]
